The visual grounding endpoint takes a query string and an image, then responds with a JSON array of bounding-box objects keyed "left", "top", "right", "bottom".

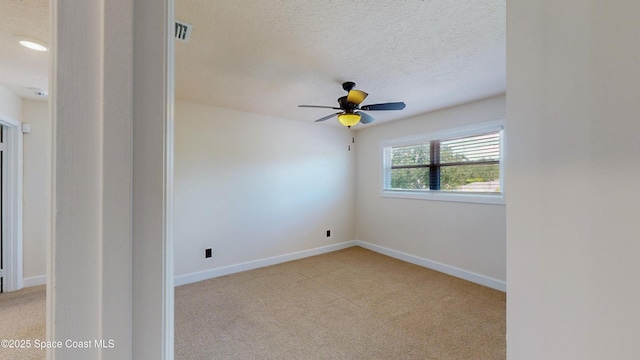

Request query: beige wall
[
  {"left": 22, "top": 99, "right": 50, "bottom": 281},
  {"left": 354, "top": 95, "right": 506, "bottom": 281},
  {"left": 507, "top": 1, "right": 640, "bottom": 359},
  {"left": 0, "top": 84, "right": 22, "bottom": 121},
  {"left": 174, "top": 100, "right": 356, "bottom": 277},
  {"left": 5, "top": 91, "right": 507, "bottom": 287},
  {"left": 0, "top": 85, "right": 50, "bottom": 286}
]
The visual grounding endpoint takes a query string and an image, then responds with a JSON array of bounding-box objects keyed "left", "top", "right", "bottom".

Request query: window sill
[{"left": 380, "top": 189, "right": 505, "bottom": 205}]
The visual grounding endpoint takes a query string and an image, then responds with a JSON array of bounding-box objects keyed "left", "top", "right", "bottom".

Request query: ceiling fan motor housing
[
  {"left": 338, "top": 96, "right": 357, "bottom": 111},
  {"left": 342, "top": 81, "right": 356, "bottom": 92}
]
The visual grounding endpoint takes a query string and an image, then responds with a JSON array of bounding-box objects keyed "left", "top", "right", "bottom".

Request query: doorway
[{"left": 0, "top": 118, "right": 23, "bottom": 293}]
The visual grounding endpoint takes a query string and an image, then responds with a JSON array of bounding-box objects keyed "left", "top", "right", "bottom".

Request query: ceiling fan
[{"left": 299, "top": 82, "right": 406, "bottom": 128}]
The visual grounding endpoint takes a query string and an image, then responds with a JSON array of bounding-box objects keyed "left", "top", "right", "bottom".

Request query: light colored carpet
[
  {"left": 0, "top": 285, "right": 46, "bottom": 360},
  {"left": 0, "top": 247, "right": 506, "bottom": 359},
  {"left": 175, "top": 246, "right": 506, "bottom": 359}
]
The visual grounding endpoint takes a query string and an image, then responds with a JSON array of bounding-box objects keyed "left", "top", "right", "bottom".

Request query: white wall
[
  {"left": 21, "top": 99, "right": 50, "bottom": 282},
  {"left": 0, "top": 87, "right": 50, "bottom": 287},
  {"left": 354, "top": 95, "right": 506, "bottom": 282},
  {"left": 0, "top": 84, "right": 22, "bottom": 121},
  {"left": 507, "top": 1, "right": 640, "bottom": 359},
  {"left": 174, "top": 100, "right": 355, "bottom": 277},
  {"left": 50, "top": 1, "right": 171, "bottom": 358}
]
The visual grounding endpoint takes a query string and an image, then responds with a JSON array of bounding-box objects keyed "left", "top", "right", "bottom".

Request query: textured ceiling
[
  {"left": 0, "top": 1, "right": 506, "bottom": 127},
  {"left": 0, "top": 0, "right": 49, "bottom": 100},
  {"left": 175, "top": 0, "right": 506, "bottom": 127}
]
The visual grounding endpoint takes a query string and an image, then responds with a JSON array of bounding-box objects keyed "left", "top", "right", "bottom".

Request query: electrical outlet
[
  {"left": 205, "top": 248, "right": 212, "bottom": 258},
  {"left": 326, "top": 230, "right": 331, "bottom": 237}
]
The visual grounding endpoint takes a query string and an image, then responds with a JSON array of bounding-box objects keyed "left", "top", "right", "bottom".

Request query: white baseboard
[
  {"left": 23, "top": 275, "right": 46, "bottom": 288},
  {"left": 174, "top": 240, "right": 357, "bottom": 286},
  {"left": 175, "top": 240, "right": 505, "bottom": 292},
  {"left": 354, "top": 240, "right": 506, "bottom": 292},
  {"left": 19, "top": 240, "right": 504, "bottom": 292}
]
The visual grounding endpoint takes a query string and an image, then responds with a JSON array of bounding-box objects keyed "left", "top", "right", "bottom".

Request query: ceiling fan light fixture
[
  {"left": 337, "top": 113, "right": 361, "bottom": 127},
  {"left": 300, "top": 81, "right": 405, "bottom": 126}
]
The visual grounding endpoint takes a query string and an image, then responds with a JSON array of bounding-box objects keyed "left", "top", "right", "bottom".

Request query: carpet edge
[
  {"left": 355, "top": 240, "right": 507, "bottom": 292},
  {"left": 174, "top": 241, "right": 357, "bottom": 286}
]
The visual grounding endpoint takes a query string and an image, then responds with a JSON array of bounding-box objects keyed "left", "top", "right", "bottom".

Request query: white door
[{"left": 0, "top": 119, "right": 23, "bottom": 292}]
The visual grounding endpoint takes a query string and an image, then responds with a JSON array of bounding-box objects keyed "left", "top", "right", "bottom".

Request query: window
[{"left": 381, "top": 122, "right": 504, "bottom": 204}]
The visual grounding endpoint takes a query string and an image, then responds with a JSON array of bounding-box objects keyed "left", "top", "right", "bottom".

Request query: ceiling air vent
[{"left": 175, "top": 20, "right": 193, "bottom": 42}]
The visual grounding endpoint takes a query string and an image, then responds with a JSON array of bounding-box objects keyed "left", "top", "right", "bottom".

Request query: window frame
[{"left": 380, "top": 120, "right": 505, "bottom": 205}]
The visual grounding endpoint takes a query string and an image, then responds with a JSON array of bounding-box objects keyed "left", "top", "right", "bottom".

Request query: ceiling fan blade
[
  {"left": 347, "top": 90, "right": 368, "bottom": 105},
  {"left": 299, "top": 105, "right": 342, "bottom": 110},
  {"left": 360, "top": 102, "right": 406, "bottom": 111},
  {"left": 314, "top": 112, "right": 342, "bottom": 122},
  {"left": 356, "top": 111, "right": 375, "bottom": 124}
]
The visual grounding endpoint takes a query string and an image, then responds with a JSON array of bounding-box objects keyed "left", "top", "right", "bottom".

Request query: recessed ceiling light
[{"left": 18, "top": 38, "right": 48, "bottom": 52}]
